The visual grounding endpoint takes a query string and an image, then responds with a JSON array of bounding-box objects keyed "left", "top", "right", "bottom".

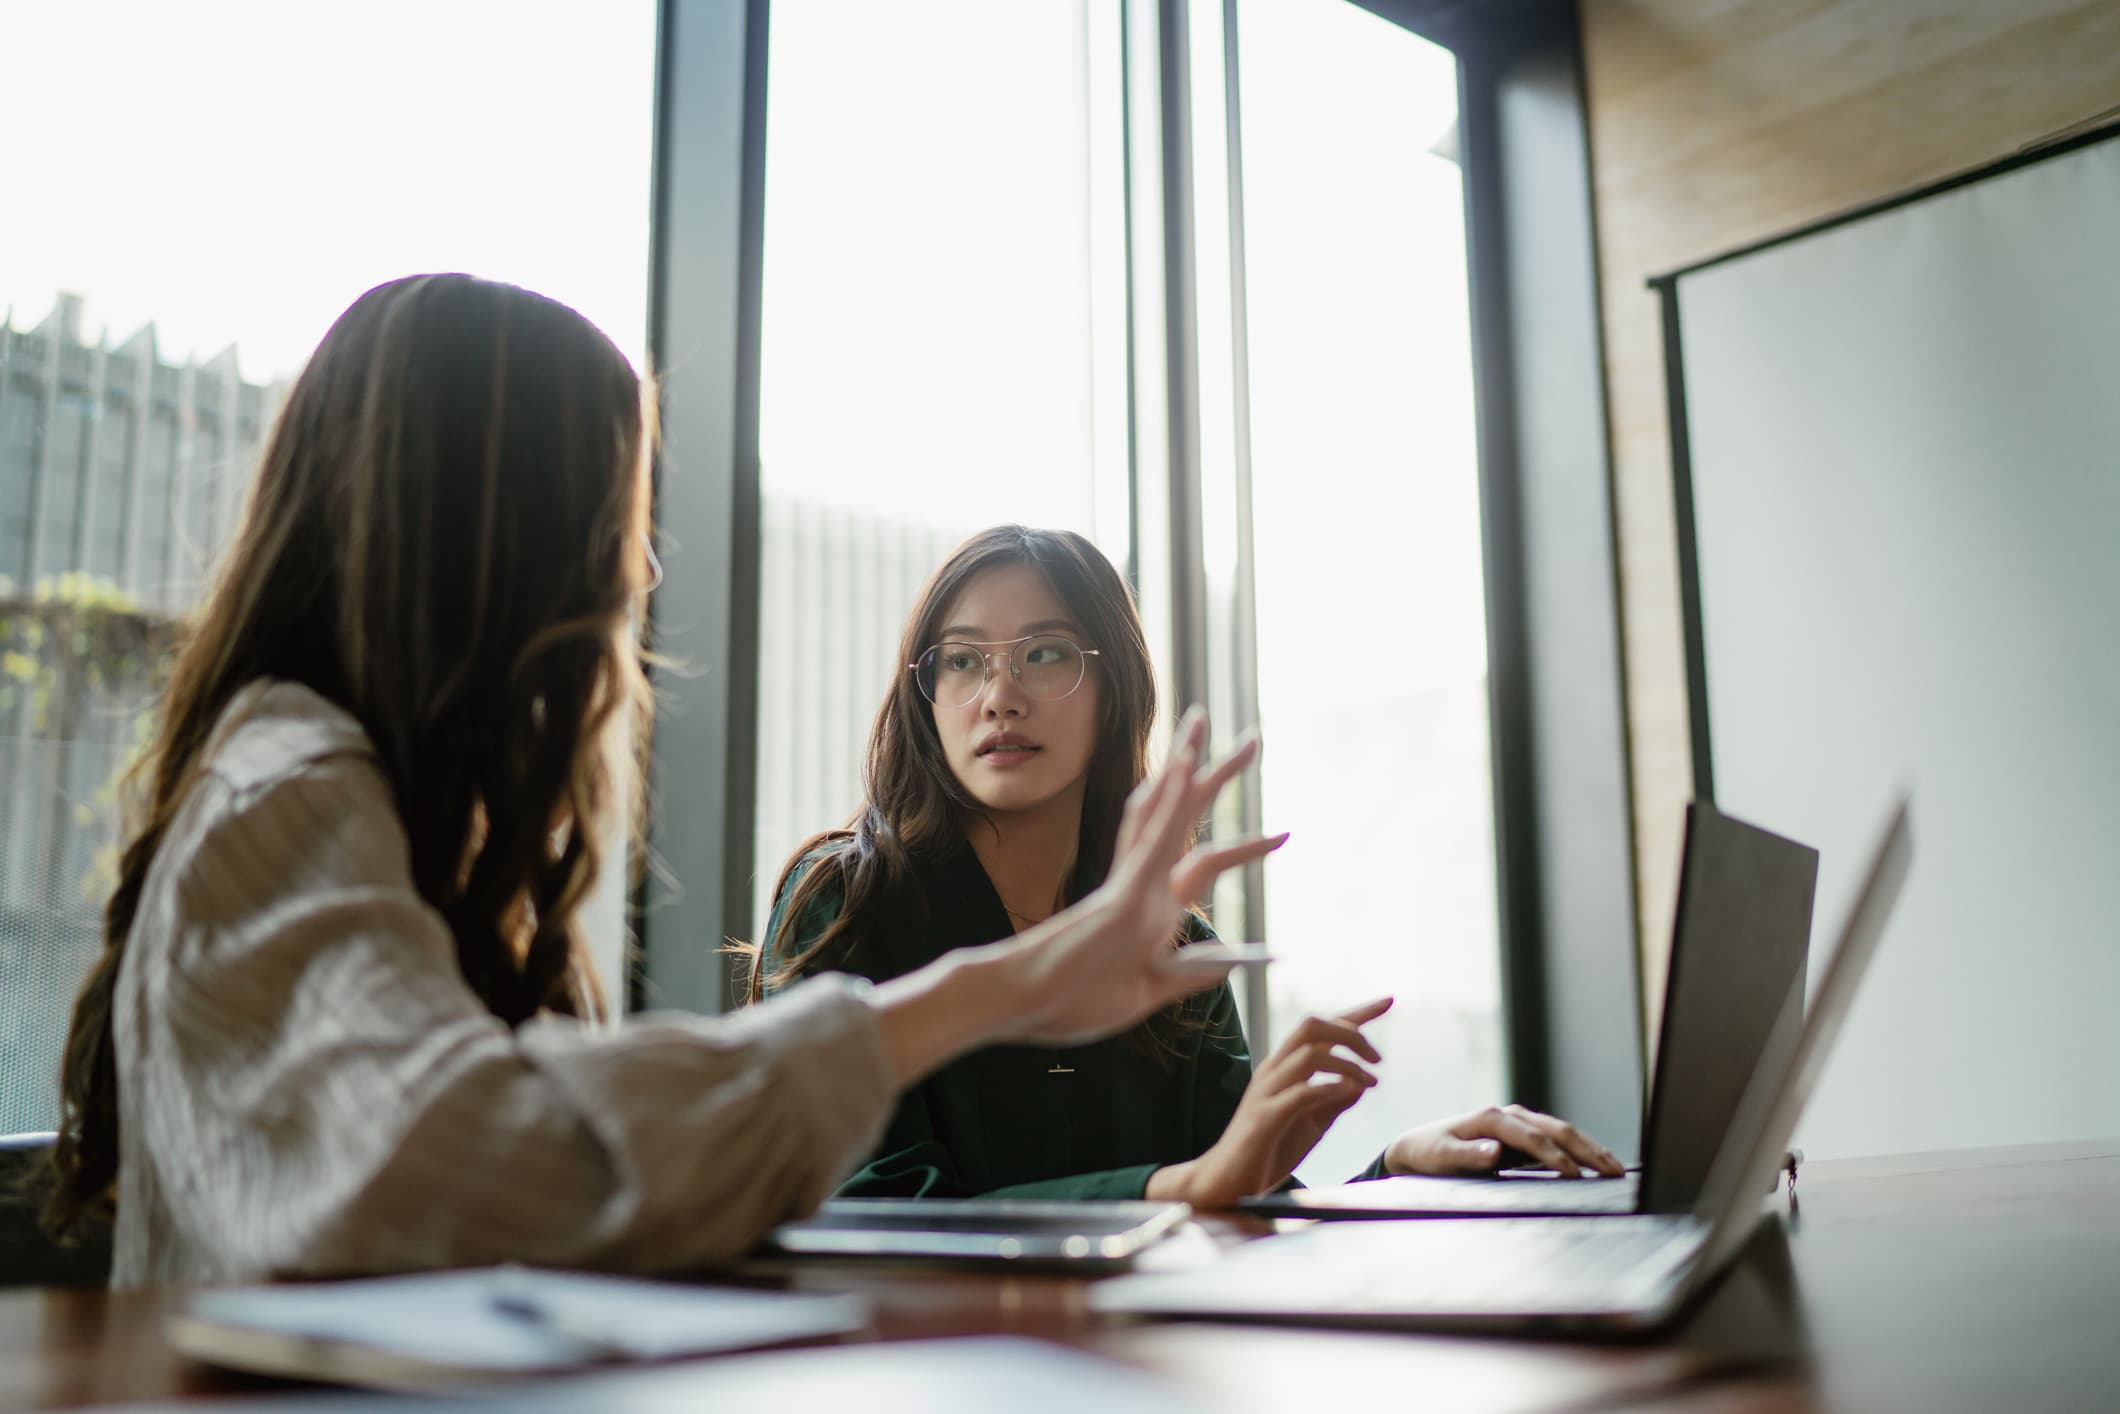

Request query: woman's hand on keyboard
[{"left": 1383, "top": 1104, "right": 1624, "bottom": 1179}]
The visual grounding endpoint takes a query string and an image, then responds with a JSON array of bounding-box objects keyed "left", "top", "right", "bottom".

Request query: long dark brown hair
[
  {"left": 740, "top": 525, "right": 1170, "bottom": 1003},
  {"left": 44, "top": 274, "right": 655, "bottom": 1238}
]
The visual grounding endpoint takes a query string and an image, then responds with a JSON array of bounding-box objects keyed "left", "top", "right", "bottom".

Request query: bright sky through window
[{"left": 4, "top": 0, "right": 657, "bottom": 381}]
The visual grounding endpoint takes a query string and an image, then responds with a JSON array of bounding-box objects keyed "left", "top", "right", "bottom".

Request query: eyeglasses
[{"left": 910, "top": 634, "right": 1101, "bottom": 707}]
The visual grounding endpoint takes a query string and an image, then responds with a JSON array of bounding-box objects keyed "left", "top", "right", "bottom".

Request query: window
[
  {"left": 0, "top": 377, "right": 37, "bottom": 583},
  {"left": 89, "top": 393, "right": 134, "bottom": 583},
  {"left": 723, "top": 5, "right": 1509, "bottom": 1172},
  {"left": 0, "top": 0, "right": 657, "bottom": 1132},
  {"left": 185, "top": 413, "right": 225, "bottom": 602},
  {"left": 138, "top": 408, "right": 178, "bottom": 614},
  {"left": 0, "top": 0, "right": 1606, "bottom": 1148},
  {"left": 748, "top": 0, "right": 1133, "bottom": 933},
  {"left": 1200, "top": 0, "right": 1503, "bottom": 1178},
  {"left": 40, "top": 390, "right": 91, "bottom": 573}
]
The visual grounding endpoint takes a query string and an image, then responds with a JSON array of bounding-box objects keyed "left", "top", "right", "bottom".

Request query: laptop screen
[{"left": 1636, "top": 804, "right": 1819, "bottom": 1214}]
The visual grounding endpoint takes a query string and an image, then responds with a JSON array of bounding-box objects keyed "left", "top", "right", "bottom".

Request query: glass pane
[
  {"left": 1186, "top": 0, "right": 1262, "bottom": 1019},
  {"left": 1232, "top": 0, "right": 1503, "bottom": 1181},
  {"left": 752, "top": 0, "right": 1131, "bottom": 935},
  {"left": 0, "top": 1, "right": 656, "bottom": 1131}
]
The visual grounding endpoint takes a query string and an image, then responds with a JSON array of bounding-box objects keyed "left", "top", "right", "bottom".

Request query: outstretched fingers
[
  {"left": 1145, "top": 961, "right": 1235, "bottom": 1011},
  {"left": 1295, "top": 1051, "right": 1378, "bottom": 1091},
  {"left": 1171, "top": 831, "right": 1288, "bottom": 906},
  {"left": 1117, "top": 711, "right": 1273, "bottom": 892},
  {"left": 1114, "top": 733, "right": 1184, "bottom": 861},
  {"left": 1334, "top": 996, "right": 1394, "bottom": 1029},
  {"left": 1271, "top": 1012, "right": 1383, "bottom": 1066},
  {"left": 1181, "top": 727, "right": 1261, "bottom": 819},
  {"left": 1265, "top": 1073, "right": 1372, "bottom": 1128},
  {"left": 1126, "top": 710, "right": 1209, "bottom": 881}
]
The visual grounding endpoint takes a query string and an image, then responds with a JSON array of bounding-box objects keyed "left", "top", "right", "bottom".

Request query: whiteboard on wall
[{"left": 1662, "top": 126, "right": 2120, "bottom": 1160}]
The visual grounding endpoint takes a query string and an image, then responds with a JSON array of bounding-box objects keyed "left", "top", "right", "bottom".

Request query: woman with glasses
[
  {"left": 748, "top": 526, "right": 1621, "bottom": 1206},
  {"left": 41, "top": 278, "right": 1270, "bottom": 1287}
]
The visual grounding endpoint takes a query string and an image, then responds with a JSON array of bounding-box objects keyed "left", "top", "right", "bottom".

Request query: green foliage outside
[{"left": 0, "top": 572, "right": 178, "bottom": 902}]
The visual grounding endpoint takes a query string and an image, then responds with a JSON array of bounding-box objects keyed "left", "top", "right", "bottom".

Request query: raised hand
[
  {"left": 871, "top": 708, "right": 1285, "bottom": 1083},
  {"left": 997, "top": 708, "right": 1286, "bottom": 1047}
]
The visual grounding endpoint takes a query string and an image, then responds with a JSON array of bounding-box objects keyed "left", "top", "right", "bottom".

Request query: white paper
[{"left": 176, "top": 1266, "right": 866, "bottom": 1372}]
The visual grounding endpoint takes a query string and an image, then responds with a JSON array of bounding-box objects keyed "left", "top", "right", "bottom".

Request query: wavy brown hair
[
  {"left": 740, "top": 525, "right": 1175, "bottom": 1003},
  {"left": 43, "top": 274, "right": 655, "bottom": 1238}
]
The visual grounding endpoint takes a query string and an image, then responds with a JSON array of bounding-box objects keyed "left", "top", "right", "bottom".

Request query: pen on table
[{"left": 487, "top": 1271, "right": 632, "bottom": 1363}]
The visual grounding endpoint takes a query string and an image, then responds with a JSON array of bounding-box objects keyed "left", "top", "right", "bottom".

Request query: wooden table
[{"left": 5, "top": 1139, "right": 2116, "bottom": 1413}]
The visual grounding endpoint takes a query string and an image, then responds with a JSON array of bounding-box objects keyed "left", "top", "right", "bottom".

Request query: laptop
[
  {"left": 1245, "top": 802, "right": 1818, "bottom": 1220},
  {"left": 764, "top": 1199, "right": 1190, "bottom": 1268},
  {"left": 1091, "top": 798, "right": 1911, "bottom": 1335}
]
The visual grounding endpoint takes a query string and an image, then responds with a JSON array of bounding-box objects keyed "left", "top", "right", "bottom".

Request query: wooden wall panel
[{"left": 1578, "top": 0, "right": 2120, "bottom": 1026}]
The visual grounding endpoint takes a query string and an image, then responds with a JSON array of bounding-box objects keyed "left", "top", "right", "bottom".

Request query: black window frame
[{"left": 643, "top": 0, "right": 1643, "bottom": 1156}]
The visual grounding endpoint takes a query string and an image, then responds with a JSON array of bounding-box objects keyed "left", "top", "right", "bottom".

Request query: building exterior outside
[{"left": 0, "top": 295, "right": 277, "bottom": 1131}]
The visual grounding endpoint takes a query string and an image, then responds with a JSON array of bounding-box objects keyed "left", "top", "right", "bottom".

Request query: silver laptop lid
[
  {"left": 1637, "top": 803, "right": 1819, "bottom": 1213},
  {"left": 1682, "top": 796, "right": 1914, "bottom": 1290}
]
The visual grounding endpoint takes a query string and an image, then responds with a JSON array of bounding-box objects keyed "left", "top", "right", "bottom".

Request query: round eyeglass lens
[
  {"left": 1016, "top": 636, "right": 1086, "bottom": 700},
  {"left": 920, "top": 643, "right": 988, "bottom": 706}
]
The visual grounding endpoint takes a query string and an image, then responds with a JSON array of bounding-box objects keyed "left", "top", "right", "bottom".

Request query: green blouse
[{"left": 762, "top": 841, "right": 1254, "bottom": 1200}]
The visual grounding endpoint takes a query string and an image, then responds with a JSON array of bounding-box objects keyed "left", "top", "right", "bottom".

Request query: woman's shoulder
[
  {"left": 198, "top": 679, "right": 378, "bottom": 806},
  {"left": 774, "top": 838, "right": 854, "bottom": 906},
  {"left": 139, "top": 684, "right": 414, "bottom": 956},
  {"left": 762, "top": 838, "right": 856, "bottom": 967}
]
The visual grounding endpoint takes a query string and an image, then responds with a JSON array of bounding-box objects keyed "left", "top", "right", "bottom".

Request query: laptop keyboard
[
  {"left": 1406, "top": 1175, "right": 1642, "bottom": 1214},
  {"left": 1282, "top": 1172, "right": 1643, "bottom": 1216},
  {"left": 1092, "top": 1217, "right": 1706, "bottom": 1320},
  {"left": 1333, "top": 1219, "right": 1698, "bottom": 1311}
]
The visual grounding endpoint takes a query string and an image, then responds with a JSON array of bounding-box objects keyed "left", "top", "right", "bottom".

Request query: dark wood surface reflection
[{"left": 4, "top": 1141, "right": 2115, "bottom": 1412}]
